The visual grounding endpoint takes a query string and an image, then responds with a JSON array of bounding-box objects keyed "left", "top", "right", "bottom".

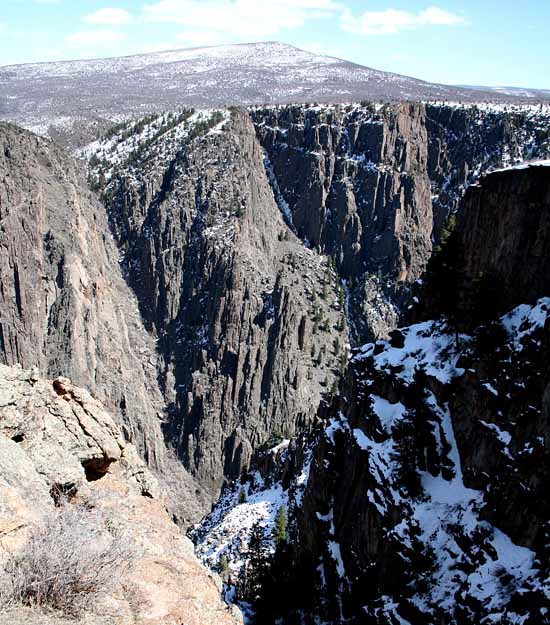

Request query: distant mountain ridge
[
  {"left": 461, "top": 84, "right": 550, "bottom": 98},
  {"left": 1, "top": 41, "right": 548, "bottom": 140}
]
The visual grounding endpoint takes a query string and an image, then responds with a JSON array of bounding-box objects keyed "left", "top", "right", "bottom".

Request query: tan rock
[{"left": 0, "top": 364, "right": 242, "bottom": 625}]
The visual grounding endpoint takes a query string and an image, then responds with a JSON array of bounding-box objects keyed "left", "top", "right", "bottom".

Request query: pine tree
[
  {"left": 244, "top": 522, "right": 272, "bottom": 602},
  {"left": 273, "top": 505, "right": 288, "bottom": 548},
  {"left": 434, "top": 213, "right": 457, "bottom": 254},
  {"left": 404, "top": 366, "right": 438, "bottom": 477},
  {"left": 470, "top": 271, "right": 504, "bottom": 326},
  {"left": 338, "top": 284, "right": 345, "bottom": 311},
  {"left": 426, "top": 229, "right": 466, "bottom": 345},
  {"left": 392, "top": 412, "right": 421, "bottom": 497}
]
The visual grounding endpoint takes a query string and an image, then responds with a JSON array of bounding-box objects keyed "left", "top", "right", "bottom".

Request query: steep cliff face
[
  {"left": 4, "top": 101, "right": 549, "bottom": 521},
  {"left": 2, "top": 97, "right": 550, "bottom": 623},
  {"left": 426, "top": 104, "right": 550, "bottom": 233},
  {"left": 457, "top": 162, "right": 550, "bottom": 314},
  {"left": 253, "top": 103, "right": 433, "bottom": 342},
  {"left": 287, "top": 164, "right": 550, "bottom": 624},
  {"left": 80, "top": 104, "right": 550, "bottom": 505},
  {"left": 194, "top": 164, "right": 550, "bottom": 624},
  {"left": 253, "top": 103, "right": 550, "bottom": 341},
  {"left": 414, "top": 161, "right": 550, "bottom": 329},
  {"left": 90, "top": 110, "right": 346, "bottom": 498},
  {"left": 253, "top": 103, "right": 433, "bottom": 283},
  {"left": 0, "top": 122, "right": 209, "bottom": 523},
  {"left": 0, "top": 364, "right": 242, "bottom": 625},
  {"left": 288, "top": 302, "right": 549, "bottom": 624}
]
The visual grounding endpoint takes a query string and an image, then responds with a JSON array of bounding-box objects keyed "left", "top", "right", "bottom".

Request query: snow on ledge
[{"left": 490, "top": 158, "right": 550, "bottom": 173}]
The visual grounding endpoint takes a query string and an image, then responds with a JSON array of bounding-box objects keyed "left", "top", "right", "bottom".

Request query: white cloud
[
  {"left": 64, "top": 30, "right": 127, "bottom": 46},
  {"left": 418, "top": 7, "right": 465, "bottom": 25},
  {"left": 341, "top": 5, "right": 465, "bottom": 36},
  {"left": 142, "top": 0, "right": 339, "bottom": 39},
  {"left": 84, "top": 8, "right": 132, "bottom": 25}
]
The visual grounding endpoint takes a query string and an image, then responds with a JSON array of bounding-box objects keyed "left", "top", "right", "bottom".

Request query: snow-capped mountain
[{"left": 1, "top": 41, "right": 547, "bottom": 138}]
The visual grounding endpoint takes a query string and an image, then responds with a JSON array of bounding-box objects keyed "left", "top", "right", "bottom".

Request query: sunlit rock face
[{"left": 0, "top": 364, "right": 243, "bottom": 625}]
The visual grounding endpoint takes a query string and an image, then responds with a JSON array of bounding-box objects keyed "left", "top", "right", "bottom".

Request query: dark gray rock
[{"left": 98, "top": 110, "right": 346, "bottom": 499}]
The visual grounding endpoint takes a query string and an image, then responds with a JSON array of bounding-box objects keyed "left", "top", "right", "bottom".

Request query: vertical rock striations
[
  {"left": 253, "top": 103, "right": 550, "bottom": 341},
  {"left": 0, "top": 122, "right": 209, "bottom": 523},
  {"left": 414, "top": 161, "right": 550, "bottom": 328},
  {"left": 426, "top": 104, "right": 550, "bottom": 233},
  {"left": 457, "top": 163, "right": 550, "bottom": 314},
  {"left": 94, "top": 110, "right": 346, "bottom": 498},
  {"left": 194, "top": 164, "right": 550, "bottom": 624},
  {"left": 253, "top": 103, "right": 433, "bottom": 284},
  {"left": 292, "top": 164, "right": 550, "bottom": 624},
  {"left": 253, "top": 103, "right": 433, "bottom": 342}
]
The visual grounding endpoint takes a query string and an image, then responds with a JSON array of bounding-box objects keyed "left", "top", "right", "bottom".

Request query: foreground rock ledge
[{"left": 0, "top": 364, "right": 242, "bottom": 625}]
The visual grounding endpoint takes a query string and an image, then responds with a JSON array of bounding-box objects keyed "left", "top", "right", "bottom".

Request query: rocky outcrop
[
  {"left": 291, "top": 166, "right": 550, "bottom": 624},
  {"left": 457, "top": 162, "right": 550, "bottom": 314},
  {"left": 253, "top": 103, "right": 433, "bottom": 283},
  {"left": 413, "top": 161, "right": 550, "bottom": 329},
  {"left": 426, "top": 104, "right": 550, "bottom": 233},
  {"left": 0, "top": 122, "right": 209, "bottom": 523},
  {"left": 79, "top": 104, "right": 550, "bottom": 505},
  {"left": 0, "top": 364, "right": 242, "bottom": 625},
  {"left": 287, "top": 303, "right": 549, "bottom": 624}
]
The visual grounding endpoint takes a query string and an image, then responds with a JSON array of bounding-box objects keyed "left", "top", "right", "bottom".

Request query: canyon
[{"left": 0, "top": 95, "right": 548, "bottom": 624}]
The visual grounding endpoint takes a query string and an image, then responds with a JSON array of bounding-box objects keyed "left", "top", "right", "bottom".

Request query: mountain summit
[{"left": 0, "top": 41, "right": 543, "bottom": 138}]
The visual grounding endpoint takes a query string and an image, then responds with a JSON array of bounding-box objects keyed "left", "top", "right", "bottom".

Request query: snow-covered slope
[
  {"left": 1, "top": 42, "right": 545, "bottom": 138},
  {"left": 193, "top": 298, "right": 550, "bottom": 623}
]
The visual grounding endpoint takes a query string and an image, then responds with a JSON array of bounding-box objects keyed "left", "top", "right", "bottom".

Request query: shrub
[{"left": 0, "top": 504, "right": 136, "bottom": 615}]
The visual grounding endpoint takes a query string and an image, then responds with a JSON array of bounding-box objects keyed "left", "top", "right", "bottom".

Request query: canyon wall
[
  {"left": 195, "top": 163, "right": 550, "bottom": 625},
  {"left": 0, "top": 122, "right": 209, "bottom": 523}
]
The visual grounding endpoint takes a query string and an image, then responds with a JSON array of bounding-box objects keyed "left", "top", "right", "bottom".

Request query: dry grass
[{"left": 0, "top": 503, "right": 136, "bottom": 616}]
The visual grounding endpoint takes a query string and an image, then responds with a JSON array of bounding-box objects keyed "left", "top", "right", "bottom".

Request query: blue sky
[{"left": 1, "top": 1, "right": 548, "bottom": 88}]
